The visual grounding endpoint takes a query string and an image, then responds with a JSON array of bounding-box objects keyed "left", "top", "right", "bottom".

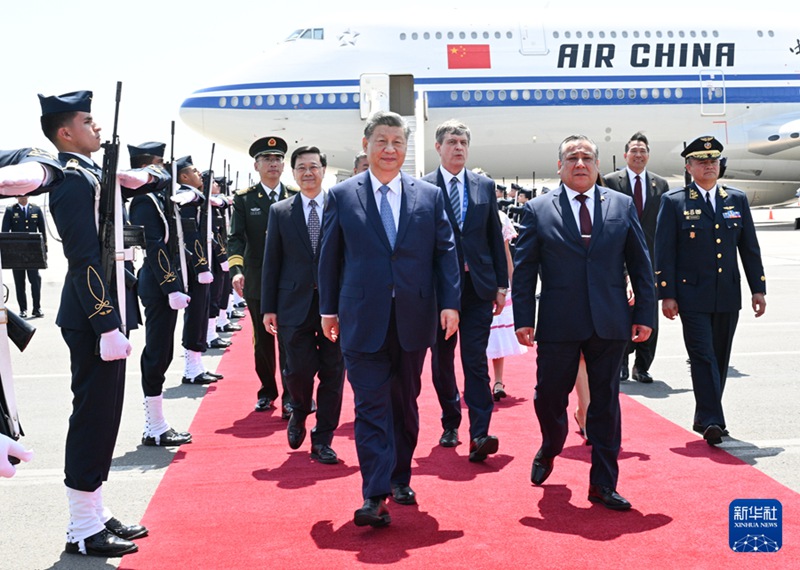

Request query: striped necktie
[{"left": 449, "top": 176, "right": 462, "bottom": 228}]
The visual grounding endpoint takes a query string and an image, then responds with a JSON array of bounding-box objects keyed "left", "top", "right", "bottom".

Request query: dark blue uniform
[
  {"left": 655, "top": 183, "right": 766, "bottom": 432},
  {"left": 178, "top": 184, "right": 211, "bottom": 352},
  {"left": 0, "top": 147, "right": 64, "bottom": 195}
]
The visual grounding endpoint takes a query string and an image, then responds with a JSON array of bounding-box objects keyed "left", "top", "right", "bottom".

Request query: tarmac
[{"left": 1, "top": 200, "right": 798, "bottom": 569}]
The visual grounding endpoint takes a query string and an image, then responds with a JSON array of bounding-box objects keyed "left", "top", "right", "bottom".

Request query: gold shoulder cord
[{"left": 86, "top": 266, "right": 113, "bottom": 318}]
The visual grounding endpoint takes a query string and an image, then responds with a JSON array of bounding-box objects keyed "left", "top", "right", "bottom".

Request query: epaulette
[{"left": 236, "top": 184, "right": 258, "bottom": 196}]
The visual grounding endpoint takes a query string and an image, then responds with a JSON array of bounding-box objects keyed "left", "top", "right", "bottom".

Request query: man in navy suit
[
  {"left": 603, "top": 132, "right": 669, "bottom": 383},
  {"left": 319, "top": 111, "right": 460, "bottom": 527},
  {"left": 655, "top": 136, "right": 766, "bottom": 446},
  {"left": 2, "top": 196, "right": 47, "bottom": 318},
  {"left": 513, "top": 135, "right": 655, "bottom": 511},
  {"left": 262, "top": 145, "right": 344, "bottom": 465},
  {"left": 422, "top": 120, "right": 507, "bottom": 461}
]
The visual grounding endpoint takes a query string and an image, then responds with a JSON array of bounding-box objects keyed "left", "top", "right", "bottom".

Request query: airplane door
[
  {"left": 360, "top": 74, "right": 415, "bottom": 119},
  {"left": 699, "top": 70, "right": 726, "bottom": 116},
  {"left": 519, "top": 24, "right": 547, "bottom": 55}
]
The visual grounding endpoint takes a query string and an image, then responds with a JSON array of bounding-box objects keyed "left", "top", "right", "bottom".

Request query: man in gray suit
[{"left": 603, "top": 132, "right": 669, "bottom": 383}]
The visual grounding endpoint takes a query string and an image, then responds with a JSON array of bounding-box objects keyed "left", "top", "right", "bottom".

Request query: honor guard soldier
[
  {"left": 2, "top": 196, "right": 47, "bottom": 318},
  {"left": 39, "top": 90, "right": 150, "bottom": 557},
  {"left": 128, "top": 142, "right": 193, "bottom": 446},
  {"left": 211, "top": 175, "right": 240, "bottom": 334},
  {"left": 171, "top": 156, "right": 221, "bottom": 384},
  {"left": 655, "top": 136, "right": 766, "bottom": 446},
  {"left": 228, "top": 136, "right": 297, "bottom": 414}
]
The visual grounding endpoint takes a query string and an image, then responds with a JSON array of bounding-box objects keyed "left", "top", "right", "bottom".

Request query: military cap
[
  {"left": 518, "top": 189, "right": 533, "bottom": 199},
  {"left": 38, "top": 90, "right": 93, "bottom": 115},
  {"left": 249, "top": 136, "right": 287, "bottom": 159},
  {"left": 681, "top": 136, "right": 723, "bottom": 160},
  {"left": 175, "top": 155, "right": 194, "bottom": 172},
  {"left": 128, "top": 141, "right": 166, "bottom": 159}
]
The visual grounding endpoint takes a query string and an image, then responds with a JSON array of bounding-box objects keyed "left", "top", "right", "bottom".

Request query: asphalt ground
[{"left": 1, "top": 201, "right": 798, "bottom": 569}]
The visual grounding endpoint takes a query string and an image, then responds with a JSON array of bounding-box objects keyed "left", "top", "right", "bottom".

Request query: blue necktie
[
  {"left": 379, "top": 185, "right": 396, "bottom": 248},
  {"left": 449, "top": 176, "right": 463, "bottom": 228}
]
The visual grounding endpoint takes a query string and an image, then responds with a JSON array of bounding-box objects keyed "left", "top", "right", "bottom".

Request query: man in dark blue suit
[
  {"left": 262, "top": 145, "right": 344, "bottom": 465},
  {"left": 319, "top": 111, "right": 460, "bottom": 527},
  {"left": 2, "top": 195, "right": 47, "bottom": 318},
  {"left": 422, "top": 120, "right": 507, "bottom": 461},
  {"left": 655, "top": 136, "right": 766, "bottom": 446},
  {"left": 513, "top": 135, "right": 655, "bottom": 511}
]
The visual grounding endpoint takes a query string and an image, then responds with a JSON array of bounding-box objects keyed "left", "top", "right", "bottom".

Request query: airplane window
[
  {"left": 475, "top": 91, "right": 483, "bottom": 101},
  {"left": 487, "top": 91, "right": 495, "bottom": 101},
  {"left": 628, "top": 89, "right": 636, "bottom": 99},
  {"left": 645, "top": 31, "right": 651, "bottom": 38},
  {"left": 675, "top": 87, "right": 683, "bottom": 98},
  {"left": 679, "top": 31, "right": 685, "bottom": 38},
  {"left": 510, "top": 90, "right": 519, "bottom": 100},
  {"left": 450, "top": 91, "right": 457, "bottom": 101},
  {"left": 448, "top": 32, "right": 454, "bottom": 39},
  {"left": 605, "top": 89, "right": 612, "bottom": 99},
  {"left": 690, "top": 31, "right": 696, "bottom": 38},
  {"left": 576, "top": 32, "right": 582, "bottom": 39},
  {"left": 328, "top": 94, "right": 336, "bottom": 104},
  {"left": 279, "top": 95, "right": 287, "bottom": 105},
  {"left": 218, "top": 97, "right": 226, "bottom": 108},
  {"left": 656, "top": 31, "right": 662, "bottom": 38},
  {"left": 599, "top": 31, "right": 605, "bottom": 38},
  {"left": 617, "top": 89, "right": 624, "bottom": 99},
  {"left": 483, "top": 32, "right": 489, "bottom": 39},
  {"left": 546, "top": 90, "right": 554, "bottom": 100},
  {"left": 400, "top": 33, "right": 407, "bottom": 40},
  {"left": 522, "top": 90, "right": 531, "bottom": 100},
  {"left": 495, "top": 32, "right": 501, "bottom": 38},
  {"left": 581, "top": 89, "right": 589, "bottom": 100},
  {"left": 424, "top": 32, "right": 430, "bottom": 39},
  {"left": 593, "top": 89, "right": 600, "bottom": 100},
  {"left": 640, "top": 89, "right": 648, "bottom": 99},
  {"left": 506, "top": 31, "right": 513, "bottom": 39},
  {"left": 701, "top": 30, "right": 708, "bottom": 38},
  {"left": 243, "top": 96, "right": 251, "bottom": 106},
  {"left": 303, "top": 94, "right": 311, "bottom": 104},
  {"left": 610, "top": 31, "right": 617, "bottom": 38},
  {"left": 664, "top": 88, "right": 672, "bottom": 98},
  {"left": 231, "top": 96, "right": 238, "bottom": 107},
  {"left": 652, "top": 89, "right": 659, "bottom": 99},
  {"left": 267, "top": 95, "right": 275, "bottom": 106},
  {"left": 712, "top": 30, "right": 719, "bottom": 37},
  {"left": 314, "top": 29, "right": 323, "bottom": 39},
  {"left": 459, "top": 31, "right": 466, "bottom": 39},
  {"left": 565, "top": 31, "right": 571, "bottom": 39},
  {"left": 291, "top": 95, "right": 299, "bottom": 105},
  {"left": 790, "top": 132, "right": 799, "bottom": 138},
  {"left": 570, "top": 89, "right": 577, "bottom": 100},
  {"left": 768, "top": 30, "right": 775, "bottom": 37},
  {"left": 315, "top": 94, "right": 323, "bottom": 104},
  {"left": 436, "top": 32, "right": 442, "bottom": 39},
  {"left": 633, "top": 31, "right": 639, "bottom": 38},
  {"left": 471, "top": 32, "right": 478, "bottom": 39},
  {"left": 412, "top": 33, "right": 418, "bottom": 40},
  {"left": 340, "top": 94, "right": 348, "bottom": 103},
  {"left": 462, "top": 90, "right": 471, "bottom": 101},
  {"left": 255, "top": 96, "right": 263, "bottom": 106},
  {"left": 588, "top": 31, "right": 594, "bottom": 39},
  {"left": 668, "top": 31, "right": 674, "bottom": 38},
  {"left": 622, "top": 31, "right": 628, "bottom": 38},
  {"left": 301, "top": 30, "right": 311, "bottom": 39},
  {"left": 498, "top": 90, "right": 506, "bottom": 101},
  {"left": 757, "top": 30, "right": 763, "bottom": 37},
  {"left": 553, "top": 31, "right": 559, "bottom": 39},
  {"left": 354, "top": 93, "right": 360, "bottom": 103},
  {"left": 285, "top": 29, "right": 304, "bottom": 41},
  {"left": 534, "top": 90, "right": 542, "bottom": 100},
  {"left": 558, "top": 89, "right": 566, "bottom": 100}
]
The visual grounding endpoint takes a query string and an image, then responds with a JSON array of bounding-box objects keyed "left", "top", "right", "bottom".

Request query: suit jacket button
[
  {"left": 718, "top": 268, "right": 723, "bottom": 273},
  {"left": 716, "top": 238, "right": 721, "bottom": 244}
]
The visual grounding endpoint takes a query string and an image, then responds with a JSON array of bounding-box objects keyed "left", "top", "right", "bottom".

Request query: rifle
[
  {"left": 168, "top": 121, "right": 189, "bottom": 293},
  {"left": 98, "top": 81, "right": 126, "bottom": 334},
  {"left": 200, "top": 143, "right": 215, "bottom": 270}
]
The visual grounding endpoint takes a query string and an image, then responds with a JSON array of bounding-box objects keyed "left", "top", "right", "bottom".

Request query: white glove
[
  {"left": 170, "top": 191, "right": 198, "bottom": 206},
  {"left": 220, "top": 261, "right": 229, "bottom": 272},
  {"left": 168, "top": 291, "right": 191, "bottom": 310},
  {"left": 117, "top": 169, "right": 151, "bottom": 189},
  {"left": 0, "top": 434, "right": 34, "bottom": 478},
  {"left": 99, "top": 329, "right": 132, "bottom": 361},
  {"left": 198, "top": 271, "right": 214, "bottom": 284},
  {"left": 0, "top": 162, "right": 47, "bottom": 196},
  {"left": 210, "top": 195, "right": 225, "bottom": 207}
]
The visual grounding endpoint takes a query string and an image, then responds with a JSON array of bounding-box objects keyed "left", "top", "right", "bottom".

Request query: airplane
[{"left": 179, "top": 8, "right": 800, "bottom": 205}]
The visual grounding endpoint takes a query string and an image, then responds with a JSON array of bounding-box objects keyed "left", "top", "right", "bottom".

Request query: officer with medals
[
  {"left": 39, "top": 90, "right": 165, "bottom": 557},
  {"left": 128, "top": 142, "right": 193, "bottom": 446},
  {"left": 655, "top": 136, "right": 767, "bottom": 446},
  {"left": 228, "top": 136, "right": 297, "bottom": 414},
  {"left": 171, "top": 156, "right": 221, "bottom": 384}
]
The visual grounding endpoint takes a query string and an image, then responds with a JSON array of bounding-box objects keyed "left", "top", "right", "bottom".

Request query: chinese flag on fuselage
[{"left": 447, "top": 44, "right": 491, "bottom": 69}]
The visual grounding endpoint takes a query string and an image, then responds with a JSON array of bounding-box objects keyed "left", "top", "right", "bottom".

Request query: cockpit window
[{"left": 285, "top": 28, "right": 324, "bottom": 41}]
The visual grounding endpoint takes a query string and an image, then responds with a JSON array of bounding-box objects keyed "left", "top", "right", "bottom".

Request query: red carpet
[{"left": 121, "top": 313, "right": 798, "bottom": 569}]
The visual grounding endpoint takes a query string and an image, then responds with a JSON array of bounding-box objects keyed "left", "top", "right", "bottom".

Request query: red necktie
[
  {"left": 576, "top": 194, "right": 592, "bottom": 247},
  {"left": 633, "top": 175, "right": 643, "bottom": 219}
]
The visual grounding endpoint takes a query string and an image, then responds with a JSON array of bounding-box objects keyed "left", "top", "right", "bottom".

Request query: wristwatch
[{"left": 497, "top": 287, "right": 508, "bottom": 295}]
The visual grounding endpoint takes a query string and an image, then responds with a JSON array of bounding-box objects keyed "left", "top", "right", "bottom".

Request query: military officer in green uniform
[{"left": 228, "top": 136, "right": 297, "bottom": 414}]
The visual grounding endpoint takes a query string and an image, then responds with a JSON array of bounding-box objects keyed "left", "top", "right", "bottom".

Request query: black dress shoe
[
  {"left": 703, "top": 424, "right": 724, "bottom": 446},
  {"left": 104, "top": 517, "right": 149, "bottom": 540},
  {"left": 216, "top": 323, "right": 242, "bottom": 333},
  {"left": 233, "top": 300, "right": 247, "bottom": 309},
  {"left": 631, "top": 366, "right": 653, "bottom": 383},
  {"left": 18, "top": 310, "right": 27, "bottom": 318},
  {"left": 254, "top": 397, "right": 274, "bottom": 412},
  {"left": 229, "top": 309, "right": 246, "bottom": 319},
  {"left": 208, "top": 337, "right": 232, "bottom": 349},
  {"left": 693, "top": 423, "right": 729, "bottom": 436},
  {"left": 439, "top": 428, "right": 459, "bottom": 448},
  {"left": 619, "top": 366, "right": 629, "bottom": 381},
  {"left": 142, "top": 427, "right": 192, "bottom": 447},
  {"left": 310, "top": 443, "right": 339, "bottom": 464},
  {"left": 287, "top": 413, "right": 307, "bottom": 450},
  {"left": 32, "top": 309, "right": 44, "bottom": 318},
  {"left": 65, "top": 528, "right": 138, "bottom": 557},
  {"left": 206, "top": 370, "right": 224, "bottom": 379},
  {"left": 531, "top": 449, "right": 554, "bottom": 485},
  {"left": 354, "top": 498, "right": 391, "bottom": 527},
  {"left": 468, "top": 435, "right": 499, "bottom": 462},
  {"left": 391, "top": 484, "right": 417, "bottom": 505},
  {"left": 281, "top": 403, "right": 292, "bottom": 420},
  {"left": 181, "top": 372, "right": 217, "bottom": 385},
  {"left": 588, "top": 484, "right": 632, "bottom": 510}
]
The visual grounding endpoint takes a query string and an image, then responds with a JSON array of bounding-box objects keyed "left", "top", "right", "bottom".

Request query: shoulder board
[{"left": 236, "top": 184, "right": 259, "bottom": 196}]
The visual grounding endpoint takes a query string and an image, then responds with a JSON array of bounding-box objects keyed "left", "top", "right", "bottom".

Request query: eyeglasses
[
  {"left": 257, "top": 155, "right": 284, "bottom": 164},
  {"left": 293, "top": 164, "right": 322, "bottom": 173}
]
